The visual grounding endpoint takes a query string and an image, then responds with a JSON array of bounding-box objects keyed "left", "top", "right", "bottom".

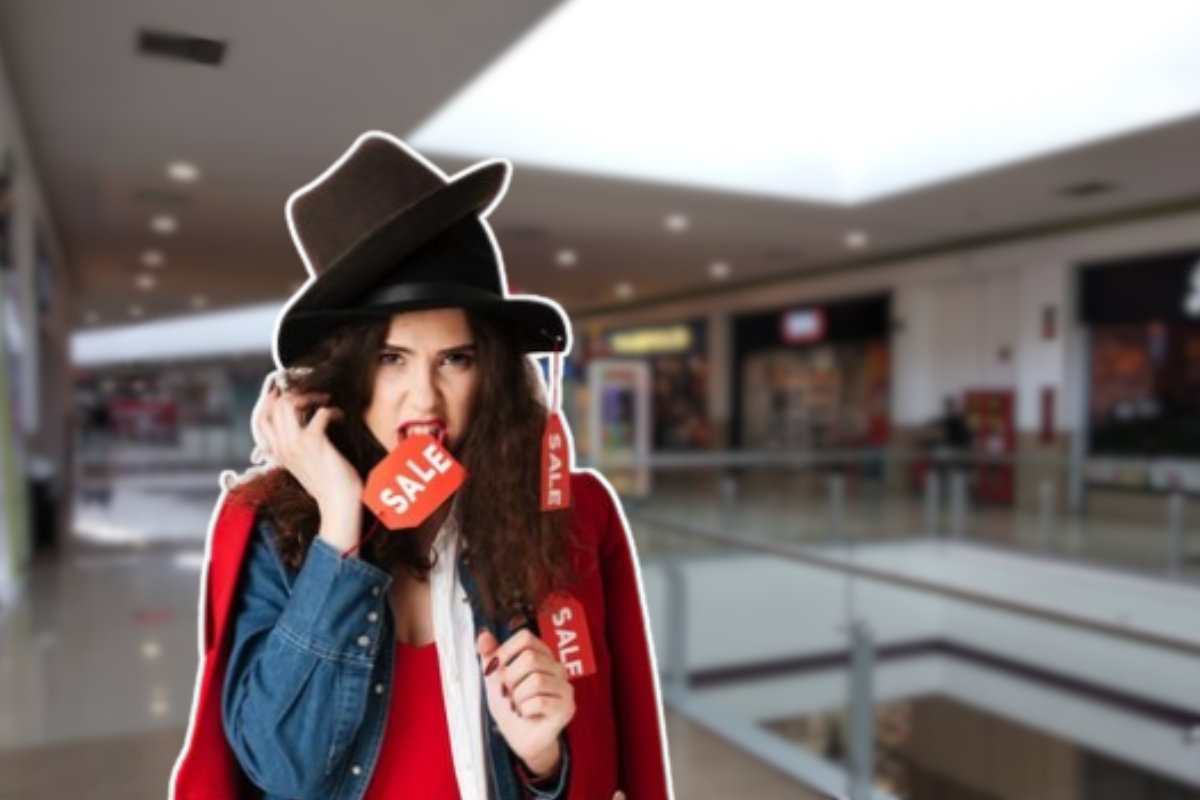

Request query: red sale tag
[
  {"left": 363, "top": 435, "right": 467, "bottom": 530},
  {"left": 537, "top": 593, "right": 595, "bottom": 680},
  {"left": 540, "top": 412, "right": 571, "bottom": 511}
]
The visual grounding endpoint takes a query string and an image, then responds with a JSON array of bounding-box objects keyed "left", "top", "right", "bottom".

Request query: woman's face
[{"left": 363, "top": 308, "right": 478, "bottom": 451}]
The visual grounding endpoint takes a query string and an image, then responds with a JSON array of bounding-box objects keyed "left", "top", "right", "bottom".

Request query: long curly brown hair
[{"left": 232, "top": 310, "right": 574, "bottom": 621}]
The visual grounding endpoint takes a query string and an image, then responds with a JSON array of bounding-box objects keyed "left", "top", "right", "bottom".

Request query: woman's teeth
[{"left": 401, "top": 423, "right": 443, "bottom": 439}]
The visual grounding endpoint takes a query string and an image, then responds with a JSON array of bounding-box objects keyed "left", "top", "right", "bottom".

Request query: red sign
[
  {"left": 541, "top": 412, "right": 571, "bottom": 510},
  {"left": 363, "top": 435, "right": 467, "bottom": 530},
  {"left": 964, "top": 390, "right": 1015, "bottom": 505},
  {"left": 537, "top": 593, "right": 595, "bottom": 679}
]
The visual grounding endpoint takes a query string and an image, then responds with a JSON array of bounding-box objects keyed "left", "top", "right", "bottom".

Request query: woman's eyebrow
[{"left": 380, "top": 342, "right": 476, "bottom": 355}]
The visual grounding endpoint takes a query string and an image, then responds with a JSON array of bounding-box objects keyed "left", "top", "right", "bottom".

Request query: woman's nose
[{"left": 407, "top": 366, "right": 441, "bottom": 412}]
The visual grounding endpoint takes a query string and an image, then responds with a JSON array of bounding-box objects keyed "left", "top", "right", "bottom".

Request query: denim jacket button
[
  {"left": 357, "top": 635, "right": 371, "bottom": 648},
  {"left": 375, "top": 683, "right": 384, "bottom": 695},
  {"left": 371, "top": 586, "right": 382, "bottom": 597},
  {"left": 351, "top": 765, "right": 363, "bottom": 777},
  {"left": 367, "top": 611, "right": 379, "bottom": 623}
]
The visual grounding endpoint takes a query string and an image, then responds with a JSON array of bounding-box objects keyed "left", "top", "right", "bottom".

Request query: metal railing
[
  {"left": 629, "top": 503, "right": 1200, "bottom": 800},
  {"left": 588, "top": 447, "right": 1200, "bottom": 585},
  {"left": 581, "top": 448, "right": 1200, "bottom": 799}
]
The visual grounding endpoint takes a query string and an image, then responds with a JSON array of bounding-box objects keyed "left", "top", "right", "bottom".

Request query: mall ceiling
[{"left": 3, "top": 0, "right": 1200, "bottom": 329}]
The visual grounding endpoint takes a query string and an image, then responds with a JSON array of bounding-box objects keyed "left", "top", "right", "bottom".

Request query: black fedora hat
[{"left": 274, "top": 132, "right": 570, "bottom": 366}]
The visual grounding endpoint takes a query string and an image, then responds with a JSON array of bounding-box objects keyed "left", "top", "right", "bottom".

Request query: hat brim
[{"left": 278, "top": 293, "right": 569, "bottom": 366}]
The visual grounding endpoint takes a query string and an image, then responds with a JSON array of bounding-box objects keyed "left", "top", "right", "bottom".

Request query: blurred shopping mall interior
[{"left": 2, "top": 2, "right": 1200, "bottom": 798}]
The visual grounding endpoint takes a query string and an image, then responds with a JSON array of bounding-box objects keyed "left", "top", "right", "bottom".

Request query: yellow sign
[{"left": 610, "top": 325, "right": 692, "bottom": 355}]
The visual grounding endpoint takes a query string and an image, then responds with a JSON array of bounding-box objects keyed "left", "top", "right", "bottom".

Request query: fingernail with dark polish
[
  {"left": 501, "top": 684, "right": 509, "bottom": 698},
  {"left": 484, "top": 657, "right": 499, "bottom": 677}
]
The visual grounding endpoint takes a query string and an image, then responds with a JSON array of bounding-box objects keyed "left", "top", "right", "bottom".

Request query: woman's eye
[
  {"left": 379, "top": 352, "right": 403, "bottom": 366},
  {"left": 443, "top": 352, "right": 475, "bottom": 369}
]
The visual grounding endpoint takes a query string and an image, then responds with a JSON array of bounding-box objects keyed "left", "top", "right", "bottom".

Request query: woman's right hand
[{"left": 254, "top": 375, "right": 363, "bottom": 552}]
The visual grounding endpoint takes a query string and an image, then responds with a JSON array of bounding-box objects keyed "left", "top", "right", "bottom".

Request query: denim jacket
[{"left": 221, "top": 519, "right": 568, "bottom": 800}]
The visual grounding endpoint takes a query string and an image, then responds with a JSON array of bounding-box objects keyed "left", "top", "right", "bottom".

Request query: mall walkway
[{"left": 0, "top": 475, "right": 828, "bottom": 800}]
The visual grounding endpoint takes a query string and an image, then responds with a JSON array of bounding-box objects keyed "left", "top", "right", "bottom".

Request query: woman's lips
[{"left": 397, "top": 420, "right": 446, "bottom": 444}]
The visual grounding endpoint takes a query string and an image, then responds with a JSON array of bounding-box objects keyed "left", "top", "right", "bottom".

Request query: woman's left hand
[{"left": 477, "top": 629, "right": 575, "bottom": 778}]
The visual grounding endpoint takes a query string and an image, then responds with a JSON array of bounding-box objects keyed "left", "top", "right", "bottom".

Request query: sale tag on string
[
  {"left": 363, "top": 435, "right": 467, "bottom": 530},
  {"left": 537, "top": 592, "right": 596, "bottom": 680},
  {"left": 540, "top": 412, "right": 571, "bottom": 511}
]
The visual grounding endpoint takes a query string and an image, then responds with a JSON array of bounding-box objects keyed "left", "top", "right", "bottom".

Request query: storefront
[
  {"left": 74, "top": 355, "right": 273, "bottom": 466},
  {"left": 732, "top": 294, "right": 891, "bottom": 450},
  {"left": 579, "top": 318, "right": 712, "bottom": 453},
  {"left": 1079, "top": 246, "right": 1200, "bottom": 493}
]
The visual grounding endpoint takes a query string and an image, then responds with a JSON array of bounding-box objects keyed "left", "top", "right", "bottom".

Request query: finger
[
  {"left": 307, "top": 407, "right": 344, "bottom": 437},
  {"left": 503, "top": 652, "right": 564, "bottom": 698},
  {"left": 273, "top": 389, "right": 306, "bottom": 440},
  {"left": 267, "top": 392, "right": 304, "bottom": 465},
  {"left": 496, "top": 629, "right": 552, "bottom": 668},
  {"left": 510, "top": 671, "right": 566, "bottom": 705},
  {"left": 513, "top": 694, "right": 566, "bottom": 720},
  {"left": 477, "top": 630, "right": 501, "bottom": 676}
]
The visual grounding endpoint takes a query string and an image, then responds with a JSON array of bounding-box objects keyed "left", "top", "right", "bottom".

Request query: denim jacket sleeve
[{"left": 222, "top": 522, "right": 392, "bottom": 799}]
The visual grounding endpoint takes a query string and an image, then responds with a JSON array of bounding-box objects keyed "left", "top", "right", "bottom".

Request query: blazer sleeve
[{"left": 595, "top": 478, "right": 674, "bottom": 799}]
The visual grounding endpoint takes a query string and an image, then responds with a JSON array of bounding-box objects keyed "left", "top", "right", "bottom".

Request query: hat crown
[{"left": 290, "top": 136, "right": 448, "bottom": 275}]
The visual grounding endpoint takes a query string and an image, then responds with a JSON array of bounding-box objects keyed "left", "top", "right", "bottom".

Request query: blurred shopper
[
  {"left": 171, "top": 133, "right": 672, "bottom": 800},
  {"left": 932, "top": 396, "right": 972, "bottom": 453},
  {"left": 913, "top": 396, "right": 973, "bottom": 493}
]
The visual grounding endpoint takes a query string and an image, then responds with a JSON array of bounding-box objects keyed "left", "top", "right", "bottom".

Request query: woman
[{"left": 170, "top": 133, "right": 673, "bottom": 800}]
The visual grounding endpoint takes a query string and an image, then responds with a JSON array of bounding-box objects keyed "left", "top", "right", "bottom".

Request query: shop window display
[
  {"left": 740, "top": 339, "right": 889, "bottom": 452},
  {"left": 587, "top": 320, "right": 711, "bottom": 451},
  {"left": 1089, "top": 321, "right": 1200, "bottom": 457}
]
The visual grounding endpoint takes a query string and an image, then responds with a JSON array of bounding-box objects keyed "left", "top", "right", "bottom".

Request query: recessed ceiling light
[
  {"left": 136, "top": 273, "right": 157, "bottom": 290},
  {"left": 141, "top": 641, "right": 162, "bottom": 660},
  {"left": 167, "top": 161, "right": 200, "bottom": 182},
  {"left": 141, "top": 250, "right": 165, "bottom": 268},
  {"left": 665, "top": 213, "right": 689, "bottom": 233},
  {"left": 130, "top": 305, "right": 144, "bottom": 318},
  {"left": 191, "top": 295, "right": 208, "bottom": 309},
  {"left": 151, "top": 215, "right": 177, "bottom": 234},
  {"left": 709, "top": 261, "right": 731, "bottom": 279},
  {"left": 845, "top": 230, "right": 870, "bottom": 250},
  {"left": 150, "top": 698, "right": 170, "bottom": 717},
  {"left": 556, "top": 249, "right": 578, "bottom": 268},
  {"left": 615, "top": 282, "right": 634, "bottom": 299},
  {"left": 84, "top": 311, "right": 100, "bottom": 325}
]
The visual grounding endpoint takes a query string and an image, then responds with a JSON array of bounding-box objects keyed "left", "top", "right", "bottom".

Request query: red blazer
[{"left": 170, "top": 470, "right": 673, "bottom": 800}]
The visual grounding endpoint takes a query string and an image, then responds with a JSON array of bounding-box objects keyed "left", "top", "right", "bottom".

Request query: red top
[{"left": 363, "top": 641, "right": 462, "bottom": 800}]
